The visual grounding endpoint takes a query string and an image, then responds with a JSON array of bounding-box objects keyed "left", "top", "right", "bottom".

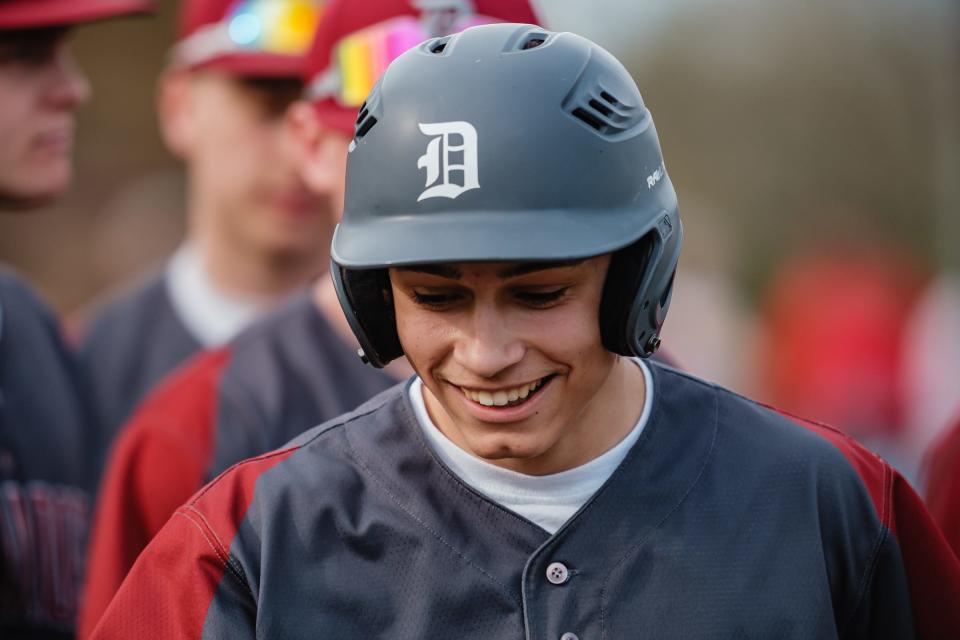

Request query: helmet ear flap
[
  {"left": 600, "top": 234, "right": 655, "bottom": 357},
  {"left": 600, "top": 221, "right": 681, "bottom": 358},
  {"left": 331, "top": 265, "right": 404, "bottom": 368}
]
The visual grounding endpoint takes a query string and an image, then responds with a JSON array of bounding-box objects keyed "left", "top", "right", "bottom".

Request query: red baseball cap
[
  {"left": 304, "top": 0, "right": 541, "bottom": 135},
  {"left": 170, "top": 0, "right": 326, "bottom": 78},
  {"left": 0, "top": 0, "right": 153, "bottom": 29}
]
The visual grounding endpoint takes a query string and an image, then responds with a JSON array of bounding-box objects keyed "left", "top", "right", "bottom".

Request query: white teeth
[{"left": 461, "top": 377, "right": 548, "bottom": 408}]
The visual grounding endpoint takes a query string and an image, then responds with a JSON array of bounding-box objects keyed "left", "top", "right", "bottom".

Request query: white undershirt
[
  {"left": 409, "top": 359, "right": 653, "bottom": 534},
  {"left": 164, "top": 244, "right": 265, "bottom": 348}
]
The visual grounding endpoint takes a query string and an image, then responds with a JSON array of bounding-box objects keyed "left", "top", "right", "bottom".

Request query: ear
[
  {"left": 286, "top": 99, "right": 349, "bottom": 193},
  {"left": 157, "top": 70, "right": 197, "bottom": 158}
]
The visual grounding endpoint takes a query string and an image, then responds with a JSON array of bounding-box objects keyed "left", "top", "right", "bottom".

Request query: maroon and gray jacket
[
  {"left": 79, "top": 293, "right": 395, "bottom": 638},
  {"left": 0, "top": 269, "right": 97, "bottom": 638},
  {"left": 92, "top": 362, "right": 960, "bottom": 639}
]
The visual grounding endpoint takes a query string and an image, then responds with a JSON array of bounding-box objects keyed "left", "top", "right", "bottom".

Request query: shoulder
[
  {"left": 0, "top": 266, "right": 38, "bottom": 300},
  {"left": 0, "top": 266, "right": 57, "bottom": 326},
  {"left": 0, "top": 267, "right": 74, "bottom": 366},
  {"left": 187, "top": 383, "right": 408, "bottom": 517},
  {"left": 212, "top": 294, "right": 321, "bottom": 384},
  {"left": 230, "top": 293, "right": 318, "bottom": 350},
  {"left": 124, "top": 348, "right": 233, "bottom": 436},
  {"left": 78, "top": 269, "right": 168, "bottom": 346},
  {"left": 653, "top": 362, "right": 894, "bottom": 521},
  {"left": 212, "top": 293, "right": 396, "bottom": 424},
  {"left": 284, "top": 382, "right": 410, "bottom": 451},
  {"left": 98, "top": 349, "right": 235, "bottom": 517},
  {"left": 221, "top": 292, "right": 376, "bottom": 377}
]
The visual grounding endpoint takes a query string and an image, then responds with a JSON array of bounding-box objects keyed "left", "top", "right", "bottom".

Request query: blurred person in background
[
  {"left": 78, "top": 0, "right": 540, "bottom": 636},
  {"left": 756, "top": 248, "right": 926, "bottom": 479},
  {"left": 923, "top": 410, "right": 960, "bottom": 558},
  {"left": 78, "top": 0, "right": 330, "bottom": 458},
  {"left": 0, "top": 1, "right": 151, "bottom": 637},
  {"left": 902, "top": 273, "right": 960, "bottom": 485},
  {"left": 908, "top": 273, "right": 960, "bottom": 555}
]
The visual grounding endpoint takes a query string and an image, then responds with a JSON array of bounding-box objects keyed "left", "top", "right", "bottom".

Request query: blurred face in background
[
  {"left": 285, "top": 99, "right": 352, "bottom": 223},
  {"left": 159, "top": 70, "right": 340, "bottom": 265},
  {"left": 0, "top": 27, "right": 91, "bottom": 207}
]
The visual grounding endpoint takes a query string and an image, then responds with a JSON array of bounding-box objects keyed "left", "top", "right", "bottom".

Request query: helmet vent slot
[
  {"left": 571, "top": 107, "right": 605, "bottom": 131},
  {"left": 588, "top": 98, "right": 613, "bottom": 117},
  {"left": 503, "top": 29, "right": 551, "bottom": 53},
  {"left": 428, "top": 37, "right": 451, "bottom": 54},
  {"left": 600, "top": 90, "right": 619, "bottom": 106},
  {"left": 565, "top": 85, "right": 642, "bottom": 137},
  {"left": 356, "top": 114, "right": 378, "bottom": 139},
  {"left": 521, "top": 36, "right": 545, "bottom": 50},
  {"left": 353, "top": 78, "right": 384, "bottom": 142}
]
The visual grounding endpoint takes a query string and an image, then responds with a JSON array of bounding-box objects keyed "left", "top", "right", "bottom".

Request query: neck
[
  {"left": 187, "top": 222, "right": 325, "bottom": 302},
  {"left": 557, "top": 357, "right": 647, "bottom": 469}
]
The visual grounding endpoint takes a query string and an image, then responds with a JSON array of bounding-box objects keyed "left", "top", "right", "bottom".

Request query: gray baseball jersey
[
  {"left": 92, "top": 362, "right": 960, "bottom": 638},
  {"left": 79, "top": 270, "right": 200, "bottom": 462}
]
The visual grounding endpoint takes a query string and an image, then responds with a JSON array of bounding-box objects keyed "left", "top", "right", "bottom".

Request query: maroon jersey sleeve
[
  {"left": 780, "top": 409, "right": 960, "bottom": 635},
  {"left": 924, "top": 416, "right": 960, "bottom": 558},
  {"left": 88, "top": 447, "right": 296, "bottom": 639},
  {"left": 78, "top": 349, "right": 231, "bottom": 639},
  {"left": 891, "top": 468, "right": 960, "bottom": 635}
]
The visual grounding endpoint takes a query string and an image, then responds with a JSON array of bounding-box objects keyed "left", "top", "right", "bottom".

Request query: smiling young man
[{"left": 92, "top": 23, "right": 960, "bottom": 639}]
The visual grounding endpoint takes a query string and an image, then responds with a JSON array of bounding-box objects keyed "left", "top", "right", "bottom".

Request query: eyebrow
[
  {"left": 497, "top": 259, "right": 586, "bottom": 278},
  {"left": 395, "top": 259, "right": 586, "bottom": 281},
  {"left": 394, "top": 264, "right": 463, "bottom": 279}
]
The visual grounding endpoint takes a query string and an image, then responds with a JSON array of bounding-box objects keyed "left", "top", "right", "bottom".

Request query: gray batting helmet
[{"left": 332, "top": 22, "right": 682, "bottom": 368}]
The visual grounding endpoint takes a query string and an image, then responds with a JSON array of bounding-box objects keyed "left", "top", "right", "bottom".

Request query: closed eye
[
  {"left": 514, "top": 288, "right": 569, "bottom": 307},
  {"left": 411, "top": 291, "right": 465, "bottom": 309}
]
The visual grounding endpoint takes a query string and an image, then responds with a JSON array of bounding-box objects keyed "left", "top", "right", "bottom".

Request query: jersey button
[
  {"left": 546, "top": 562, "right": 570, "bottom": 585},
  {"left": 560, "top": 633, "right": 579, "bottom": 640}
]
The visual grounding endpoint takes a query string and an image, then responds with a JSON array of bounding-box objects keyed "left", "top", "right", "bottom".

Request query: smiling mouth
[{"left": 459, "top": 375, "right": 556, "bottom": 408}]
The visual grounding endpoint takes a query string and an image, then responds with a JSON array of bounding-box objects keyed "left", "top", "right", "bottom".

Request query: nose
[
  {"left": 453, "top": 303, "right": 525, "bottom": 379},
  {"left": 44, "top": 44, "right": 91, "bottom": 109}
]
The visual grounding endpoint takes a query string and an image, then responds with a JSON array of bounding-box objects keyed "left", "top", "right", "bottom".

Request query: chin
[
  {"left": 256, "top": 221, "right": 327, "bottom": 252},
  {"left": 0, "top": 174, "right": 70, "bottom": 209},
  {"left": 463, "top": 429, "right": 553, "bottom": 463}
]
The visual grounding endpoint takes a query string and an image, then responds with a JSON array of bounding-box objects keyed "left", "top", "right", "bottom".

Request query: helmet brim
[
  {"left": 182, "top": 52, "right": 307, "bottom": 79},
  {"left": 0, "top": 0, "right": 153, "bottom": 29},
  {"left": 331, "top": 204, "right": 671, "bottom": 269}
]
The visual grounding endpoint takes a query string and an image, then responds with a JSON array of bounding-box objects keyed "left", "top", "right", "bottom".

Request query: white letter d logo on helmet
[{"left": 417, "top": 121, "right": 480, "bottom": 201}]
